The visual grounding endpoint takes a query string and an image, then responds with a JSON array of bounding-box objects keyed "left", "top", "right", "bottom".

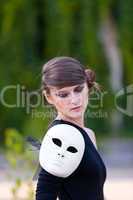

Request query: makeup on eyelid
[
  {"left": 45, "top": 82, "right": 89, "bottom": 122},
  {"left": 55, "top": 85, "right": 85, "bottom": 98}
]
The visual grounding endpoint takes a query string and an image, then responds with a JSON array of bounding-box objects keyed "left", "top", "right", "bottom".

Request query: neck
[{"left": 56, "top": 113, "right": 85, "bottom": 128}]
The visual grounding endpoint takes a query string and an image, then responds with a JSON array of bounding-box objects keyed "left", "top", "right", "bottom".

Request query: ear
[{"left": 42, "top": 90, "right": 54, "bottom": 105}]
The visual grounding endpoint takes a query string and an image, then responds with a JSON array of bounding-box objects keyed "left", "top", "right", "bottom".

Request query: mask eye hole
[
  {"left": 67, "top": 146, "right": 78, "bottom": 153},
  {"left": 52, "top": 138, "right": 62, "bottom": 147}
]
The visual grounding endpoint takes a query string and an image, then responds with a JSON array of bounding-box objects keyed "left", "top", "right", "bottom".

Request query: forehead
[{"left": 49, "top": 83, "right": 85, "bottom": 92}]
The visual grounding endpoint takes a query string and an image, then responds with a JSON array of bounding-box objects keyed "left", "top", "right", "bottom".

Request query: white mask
[{"left": 39, "top": 124, "right": 85, "bottom": 178}]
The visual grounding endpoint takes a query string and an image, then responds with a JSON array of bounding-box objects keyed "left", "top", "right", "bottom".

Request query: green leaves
[
  {"left": 0, "top": 0, "right": 133, "bottom": 140},
  {"left": 5, "top": 128, "right": 24, "bottom": 154}
]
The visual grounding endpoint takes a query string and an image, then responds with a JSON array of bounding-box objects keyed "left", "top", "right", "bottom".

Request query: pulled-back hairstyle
[{"left": 41, "top": 56, "right": 96, "bottom": 95}]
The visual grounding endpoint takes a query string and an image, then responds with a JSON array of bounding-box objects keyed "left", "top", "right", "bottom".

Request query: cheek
[
  {"left": 82, "top": 91, "right": 89, "bottom": 106},
  {"left": 55, "top": 100, "right": 69, "bottom": 110},
  {"left": 80, "top": 85, "right": 89, "bottom": 103}
]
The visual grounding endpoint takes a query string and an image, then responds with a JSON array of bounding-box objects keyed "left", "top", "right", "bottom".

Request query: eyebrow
[{"left": 57, "top": 84, "right": 84, "bottom": 93}]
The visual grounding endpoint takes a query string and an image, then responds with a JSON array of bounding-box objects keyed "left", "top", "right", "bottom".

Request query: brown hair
[{"left": 41, "top": 56, "right": 96, "bottom": 95}]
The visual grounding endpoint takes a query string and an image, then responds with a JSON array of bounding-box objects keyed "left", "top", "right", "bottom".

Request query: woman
[{"left": 36, "top": 56, "right": 107, "bottom": 200}]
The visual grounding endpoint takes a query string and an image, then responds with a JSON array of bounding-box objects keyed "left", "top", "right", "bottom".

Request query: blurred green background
[
  {"left": 0, "top": 0, "right": 133, "bottom": 147},
  {"left": 0, "top": 1, "right": 133, "bottom": 199}
]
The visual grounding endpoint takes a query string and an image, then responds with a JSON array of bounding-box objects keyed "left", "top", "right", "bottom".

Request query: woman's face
[{"left": 44, "top": 82, "right": 89, "bottom": 120}]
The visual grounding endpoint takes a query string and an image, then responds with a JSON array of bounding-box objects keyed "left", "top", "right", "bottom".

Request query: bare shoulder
[{"left": 84, "top": 127, "right": 97, "bottom": 149}]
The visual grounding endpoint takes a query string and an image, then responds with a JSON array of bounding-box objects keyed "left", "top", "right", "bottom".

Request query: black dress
[{"left": 36, "top": 119, "right": 107, "bottom": 200}]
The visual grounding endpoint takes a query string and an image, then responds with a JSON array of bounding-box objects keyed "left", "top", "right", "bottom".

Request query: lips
[{"left": 71, "top": 106, "right": 81, "bottom": 110}]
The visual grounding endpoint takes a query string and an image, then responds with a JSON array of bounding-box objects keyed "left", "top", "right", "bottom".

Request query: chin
[
  {"left": 61, "top": 111, "right": 83, "bottom": 120},
  {"left": 68, "top": 112, "right": 82, "bottom": 119}
]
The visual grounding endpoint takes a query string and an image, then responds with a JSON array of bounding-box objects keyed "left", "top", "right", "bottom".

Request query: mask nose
[
  {"left": 57, "top": 148, "right": 65, "bottom": 158},
  {"left": 57, "top": 153, "right": 65, "bottom": 158}
]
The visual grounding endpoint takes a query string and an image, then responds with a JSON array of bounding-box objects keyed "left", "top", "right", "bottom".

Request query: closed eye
[
  {"left": 74, "top": 85, "right": 84, "bottom": 93},
  {"left": 55, "top": 85, "right": 84, "bottom": 98},
  {"left": 56, "top": 93, "right": 69, "bottom": 98},
  {"left": 52, "top": 138, "right": 62, "bottom": 147},
  {"left": 67, "top": 146, "right": 78, "bottom": 153}
]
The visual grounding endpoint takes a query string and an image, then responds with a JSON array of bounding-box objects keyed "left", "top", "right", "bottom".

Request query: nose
[{"left": 70, "top": 92, "right": 80, "bottom": 105}]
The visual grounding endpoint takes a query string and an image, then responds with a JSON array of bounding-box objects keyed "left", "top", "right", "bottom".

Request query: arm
[
  {"left": 36, "top": 167, "right": 63, "bottom": 200},
  {"left": 91, "top": 130, "right": 97, "bottom": 149},
  {"left": 85, "top": 128, "right": 97, "bottom": 149}
]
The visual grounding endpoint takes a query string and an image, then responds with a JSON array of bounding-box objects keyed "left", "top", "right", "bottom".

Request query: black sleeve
[{"left": 36, "top": 167, "right": 63, "bottom": 200}]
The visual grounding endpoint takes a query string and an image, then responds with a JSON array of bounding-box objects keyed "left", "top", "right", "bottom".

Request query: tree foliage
[{"left": 0, "top": 0, "right": 133, "bottom": 143}]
